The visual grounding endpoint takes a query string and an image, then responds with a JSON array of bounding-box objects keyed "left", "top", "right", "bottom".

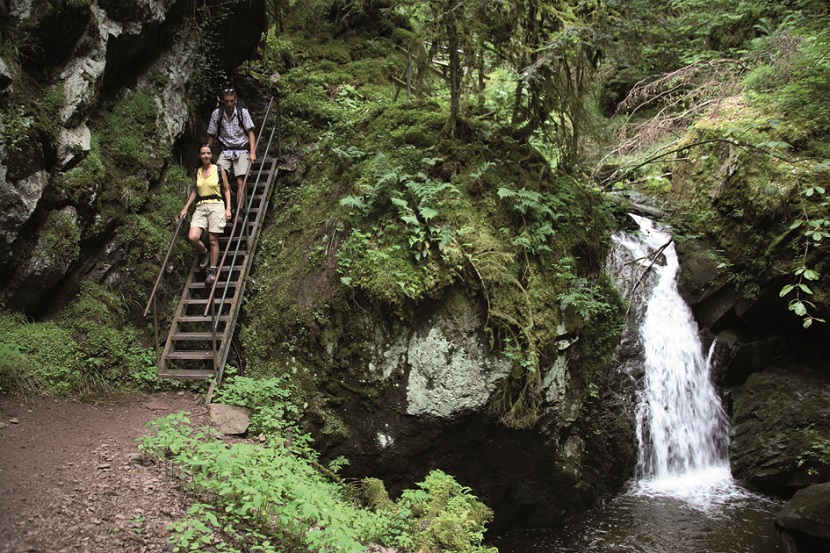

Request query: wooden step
[
  {"left": 170, "top": 331, "right": 221, "bottom": 341},
  {"left": 177, "top": 315, "right": 229, "bottom": 323},
  {"left": 167, "top": 351, "right": 215, "bottom": 360},
  {"left": 158, "top": 369, "right": 214, "bottom": 380},
  {"left": 183, "top": 298, "right": 229, "bottom": 306},
  {"left": 188, "top": 281, "right": 239, "bottom": 290}
]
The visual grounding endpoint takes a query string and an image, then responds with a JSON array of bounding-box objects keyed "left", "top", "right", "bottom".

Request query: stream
[{"left": 494, "top": 215, "right": 783, "bottom": 553}]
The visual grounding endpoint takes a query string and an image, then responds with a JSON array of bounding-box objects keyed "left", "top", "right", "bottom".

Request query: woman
[{"left": 180, "top": 144, "right": 232, "bottom": 286}]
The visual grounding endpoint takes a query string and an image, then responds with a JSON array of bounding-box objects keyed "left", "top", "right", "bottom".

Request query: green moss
[
  {"left": 94, "top": 90, "right": 166, "bottom": 175},
  {"left": 240, "top": 14, "right": 621, "bottom": 429},
  {"left": 35, "top": 209, "right": 81, "bottom": 262},
  {"left": 0, "top": 310, "right": 78, "bottom": 395},
  {"left": 58, "top": 136, "right": 106, "bottom": 206}
]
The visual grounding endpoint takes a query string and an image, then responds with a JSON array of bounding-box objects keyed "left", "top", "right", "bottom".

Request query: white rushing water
[
  {"left": 615, "top": 215, "right": 738, "bottom": 504},
  {"left": 493, "top": 215, "right": 784, "bottom": 553}
]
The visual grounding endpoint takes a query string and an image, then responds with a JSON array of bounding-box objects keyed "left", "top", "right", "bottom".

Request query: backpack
[{"left": 212, "top": 97, "right": 252, "bottom": 151}]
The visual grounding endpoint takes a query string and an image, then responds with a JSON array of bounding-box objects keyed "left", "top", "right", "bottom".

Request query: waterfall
[{"left": 613, "top": 215, "right": 735, "bottom": 501}]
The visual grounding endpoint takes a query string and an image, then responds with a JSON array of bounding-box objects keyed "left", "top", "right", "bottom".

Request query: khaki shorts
[
  {"left": 217, "top": 153, "right": 251, "bottom": 180},
  {"left": 191, "top": 202, "right": 226, "bottom": 234}
]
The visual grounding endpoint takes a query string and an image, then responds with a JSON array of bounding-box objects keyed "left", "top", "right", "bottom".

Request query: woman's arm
[
  {"left": 180, "top": 174, "right": 198, "bottom": 219},
  {"left": 180, "top": 189, "right": 197, "bottom": 219}
]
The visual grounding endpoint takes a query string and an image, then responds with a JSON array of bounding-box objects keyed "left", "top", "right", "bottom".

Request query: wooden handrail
[{"left": 143, "top": 214, "right": 187, "bottom": 317}]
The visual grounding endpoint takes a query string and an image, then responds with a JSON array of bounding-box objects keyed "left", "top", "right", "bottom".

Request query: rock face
[
  {"left": 0, "top": 0, "right": 265, "bottom": 313},
  {"left": 776, "top": 482, "right": 830, "bottom": 553},
  {"left": 310, "top": 290, "right": 635, "bottom": 532},
  {"left": 672, "top": 234, "right": 830, "bottom": 497},
  {"left": 729, "top": 365, "right": 830, "bottom": 496}
]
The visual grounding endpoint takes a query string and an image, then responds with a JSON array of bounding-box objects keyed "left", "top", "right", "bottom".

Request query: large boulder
[
  {"left": 305, "top": 290, "right": 635, "bottom": 532},
  {"left": 729, "top": 365, "right": 830, "bottom": 496},
  {"left": 776, "top": 482, "right": 830, "bottom": 553}
]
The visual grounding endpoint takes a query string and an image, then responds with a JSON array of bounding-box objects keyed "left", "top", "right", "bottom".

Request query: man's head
[{"left": 222, "top": 88, "right": 237, "bottom": 115}]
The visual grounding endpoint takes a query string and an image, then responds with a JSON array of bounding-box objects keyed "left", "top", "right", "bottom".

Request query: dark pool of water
[{"left": 492, "top": 490, "right": 784, "bottom": 553}]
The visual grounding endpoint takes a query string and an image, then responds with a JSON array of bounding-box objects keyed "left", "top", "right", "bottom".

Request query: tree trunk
[{"left": 447, "top": 4, "right": 460, "bottom": 138}]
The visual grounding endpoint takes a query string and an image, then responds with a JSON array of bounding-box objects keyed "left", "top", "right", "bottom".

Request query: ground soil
[{"left": 0, "top": 391, "right": 210, "bottom": 553}]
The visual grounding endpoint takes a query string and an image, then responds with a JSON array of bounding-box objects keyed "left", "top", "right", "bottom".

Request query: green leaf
[
  {"left": 419, "top": 206, "right": 439, "bottom": 221},
  {"left": 779, "top": 285, "right": 794, "bottom": 297},
  {"left": 798, "top": 283, "right": 814, "bottom": 295}
]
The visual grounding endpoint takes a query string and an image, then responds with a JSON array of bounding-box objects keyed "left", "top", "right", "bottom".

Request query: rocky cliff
[{"left": 0, "top": 0, "right": 265, "bottom": 314}]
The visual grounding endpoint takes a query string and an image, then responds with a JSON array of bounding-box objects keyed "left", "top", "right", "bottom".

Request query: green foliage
[
  {"left": 392, "top": 469, "right": 497, "bottom": 553},
  {"left": 138, "top": 414, "right": 496, "bottom": 553},
  {"left": 58, "top": 137, "right": 107, "bottom": 206},
  {"left": 497, "top": 186, "right": 566, "bottom": 254},
  {"left": 340, "top": 154, "right": 461, "bottom": 262},
  {"left": 243, "top": 12, "right": 623, "bottom": 433},
  {"left": 57, "top": 281, "right": 161, "bottom": 392},
  {"left": 0, "top": 311, "right": 77, "bottom": 395},
  {"left": 0, "top": 282, "right": 162, "bottom": 395},
  {"left": 779, "top": 169, "right": 829, "bottom": 328},
  {"left": 336, "top": 154, "right": 463, "bottom": 305},
  {"left": 743, "top": 22, "right": 830, "bottom": 141},
  {"left": 34, "top": 209, "right": 81, "bottom": 263},
  {"left": 94, "top": 90, "right": 166, "bottom": 173},
  {"left": 0, "top": 103, "right": 34, "bottom": 155},
  {"left": 212, "top": 375, "right": 303, "bottom": 436},
  {"left": 796, "top": 428, "right": 830, "bottom": 476},
  {"left": 556, "top": 257, "right": 617, "bottom": 320}
]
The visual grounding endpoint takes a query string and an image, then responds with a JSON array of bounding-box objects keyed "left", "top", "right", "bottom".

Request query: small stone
[
  {"left": 9, "top": 417, "right": 19, "bottom": 424},
  {"left": 208, "top": 404, "right": 251, "bottom": 435}
]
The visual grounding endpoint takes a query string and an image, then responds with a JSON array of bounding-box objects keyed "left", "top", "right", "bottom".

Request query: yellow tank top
[{"left": 196, "top": 165, "right": 223, "bottom": 204}]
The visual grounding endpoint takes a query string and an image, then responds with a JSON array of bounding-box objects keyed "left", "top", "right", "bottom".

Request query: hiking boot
[
  {"left": 204, "top": 267, "right": 217, "bottom": 286},
  {"left": 198, "top": 249, "right": 210, "bottom": 270}
]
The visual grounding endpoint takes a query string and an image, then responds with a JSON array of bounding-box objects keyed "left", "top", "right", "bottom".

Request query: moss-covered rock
[
  {"left": 776, "top": 481, "right": 830, "bottom": 553},
  {"left": 730, "top": 365, "right": 830, "bottom": 496}
]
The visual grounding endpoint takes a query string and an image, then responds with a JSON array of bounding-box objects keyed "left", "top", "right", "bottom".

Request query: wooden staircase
[{"left": 157, "top": 155, "right": 279, "bottom": 382}]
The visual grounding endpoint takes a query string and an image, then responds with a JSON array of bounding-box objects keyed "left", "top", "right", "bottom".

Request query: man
[{"left": 207, "top": 88, "right": 256, "bottom": 215}]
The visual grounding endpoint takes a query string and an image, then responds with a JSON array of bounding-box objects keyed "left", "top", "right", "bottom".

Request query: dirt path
[{"left": 0, "top": 392, "right": 210, "bottom": 553}]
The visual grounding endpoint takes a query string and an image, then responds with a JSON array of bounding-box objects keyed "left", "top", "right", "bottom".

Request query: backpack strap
[{"left": 214, "top": 107, "right": 250, "bottom": 151}]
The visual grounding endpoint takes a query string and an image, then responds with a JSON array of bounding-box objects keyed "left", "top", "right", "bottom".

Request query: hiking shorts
[
  {"left": 191, "top": 202, "right": 226, "bottom": 234},
  {"left": 217, "top": 152, "right": 251, "bottom": 181}
]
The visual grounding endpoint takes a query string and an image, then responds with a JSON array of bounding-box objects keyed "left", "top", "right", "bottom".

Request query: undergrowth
[
  {"left": 138, "top": 412, "right": 497, "bottom": 553},
  {"left": 0, "top": 281, "right": 170, "bottom": 395}
]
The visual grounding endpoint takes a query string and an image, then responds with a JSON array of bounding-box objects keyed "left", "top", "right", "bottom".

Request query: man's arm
[
  {"left": 206, "top": 110, "right": 219, "bottom": 146},
  {"left": 248, "top": 129, "right": 256, "bottom": 162}
]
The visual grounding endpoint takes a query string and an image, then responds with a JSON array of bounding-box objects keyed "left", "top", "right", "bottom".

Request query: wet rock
[
  {"left": 776, "top": 482, "right": 830, "bottom": 553},
  {"left": 209, "top": 404, "right": 251, "bottom": 435},
  {"left": 711, "top": 330, "right": 786, "bottom": 386},
  {"left": 729, "top": 364, "right": 830, "bottom": 496}
]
